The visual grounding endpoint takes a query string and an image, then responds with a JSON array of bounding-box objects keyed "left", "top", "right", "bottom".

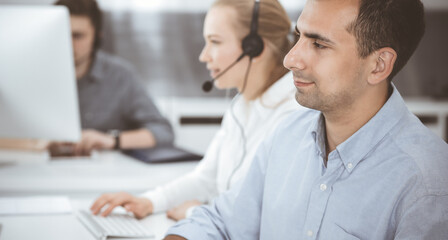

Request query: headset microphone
[
  {"left": 202, "top": 52, "right": 245, "bottom": 92},
  {"left": 201, "top": 80, "right": 214, "bottom": 92}
]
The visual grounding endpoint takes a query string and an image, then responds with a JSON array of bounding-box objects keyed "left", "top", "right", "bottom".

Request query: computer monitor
[{"left": 0, "top": 6, "right": 80, "bottom": 142}]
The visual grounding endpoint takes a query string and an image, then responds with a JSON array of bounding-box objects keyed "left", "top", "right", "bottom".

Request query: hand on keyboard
[
  {"left": 78, "top": 210, "right": 154, "bottom": 239},
  {"left": 90, "top": 192, "right": 154, "bottom": 219}
]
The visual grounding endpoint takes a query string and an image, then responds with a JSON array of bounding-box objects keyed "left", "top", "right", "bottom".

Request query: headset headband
[
  {"left": 242, "top": 0, "right": 264, "bottom": 59},
  {"left": 250, "top": 0, "right": 261, "bottom": 36}
]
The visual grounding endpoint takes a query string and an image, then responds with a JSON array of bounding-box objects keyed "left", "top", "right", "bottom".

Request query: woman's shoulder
[{"left": 259, "top": 72, "right": 296, "bottom": 107}]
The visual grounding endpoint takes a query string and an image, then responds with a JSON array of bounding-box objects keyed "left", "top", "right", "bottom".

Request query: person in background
[
  {"left": 50, "top": 0, "right": 174, "bottom": 156},
  {"left": 163, "top": 0, "right": 448, "bottom": 239},
  {"left": 90, "top": 0, "right": 306, "bottom": 221}
]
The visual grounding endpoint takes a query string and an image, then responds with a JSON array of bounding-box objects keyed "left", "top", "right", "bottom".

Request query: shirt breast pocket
[{"left": 323, "top": 224, "right": 361, "bottom": 240}]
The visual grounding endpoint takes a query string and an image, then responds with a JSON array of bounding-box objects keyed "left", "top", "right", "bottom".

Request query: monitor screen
[{"left": 0, "top": 6, "right": 80, "bottom": 142}]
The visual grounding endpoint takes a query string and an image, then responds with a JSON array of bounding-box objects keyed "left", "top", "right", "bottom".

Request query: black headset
[
  {"left": 242, "top": 0, "right": 264, "bottom": 59},
  {"left": 224, "top": 0, "right": 265, "bottom": 190},
  {"left": 202, "top": 0, "right": 264, "bottom": 92},
  {"left": 200, "top": 0, "right": 265, "bottom": 190}
]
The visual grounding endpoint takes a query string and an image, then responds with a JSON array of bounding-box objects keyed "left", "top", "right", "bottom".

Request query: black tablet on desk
[{"left": 123, "top": 146, "right": 203, "bottom": 163}]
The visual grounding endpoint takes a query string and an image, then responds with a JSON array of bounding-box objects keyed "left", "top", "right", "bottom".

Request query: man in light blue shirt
[{"left": 165, "top": 0, "right": 448, "bottom": 239}]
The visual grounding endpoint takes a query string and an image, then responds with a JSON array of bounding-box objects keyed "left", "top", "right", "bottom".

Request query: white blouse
[{"left": 142, "top": 72, "right": 306, "bottom": 213}]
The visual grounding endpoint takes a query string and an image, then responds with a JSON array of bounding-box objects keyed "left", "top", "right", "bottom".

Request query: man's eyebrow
[
  {"left": 295, "top": 25, "right": 335, "bottom": 45},
  {"left": 206, "top": 34, "right": 221, "bottom": 39}
]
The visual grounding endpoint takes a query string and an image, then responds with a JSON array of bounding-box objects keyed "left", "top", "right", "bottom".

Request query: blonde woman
[{"left": 91, "top": 0, "right": 305, "bottom": 221}]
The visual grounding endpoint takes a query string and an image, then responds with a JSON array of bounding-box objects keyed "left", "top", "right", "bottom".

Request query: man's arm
[
  {"left": 125, "top": 73, "right": 174, "bottom": 147},
  {"left": 0, "top": 139, "right": 48, "bottom": 151},
  {"left": 164, "top": 235, "right": 186, "bottom": 240},
  {"left": 395, "top": 195, "right": 448, "bottom": 239},
  {"left": 48, "top": 128, "right": 157, "bottom": 156},
  {"left": 119, "top": 128, "right": 156, "bottom": 149}
]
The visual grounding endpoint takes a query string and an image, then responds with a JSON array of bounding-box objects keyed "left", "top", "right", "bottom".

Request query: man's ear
[{"left": 367, "top": 47, "right": 397, "bottom": 85}]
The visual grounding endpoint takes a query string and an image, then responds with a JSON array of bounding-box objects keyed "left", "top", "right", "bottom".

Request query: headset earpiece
[
  {"left": 242, "top": 33, "right": 264, "bottom": 58},
  {"left": 241, "top": 0, "right": 263, "bottom": 59}
]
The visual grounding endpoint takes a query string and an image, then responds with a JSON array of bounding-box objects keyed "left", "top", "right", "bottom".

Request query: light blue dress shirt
[{"left": 166, "top": 87, "right": 448, "bottom": 240}]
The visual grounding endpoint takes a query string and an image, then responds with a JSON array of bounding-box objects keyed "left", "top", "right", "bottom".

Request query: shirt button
[
  {"left": 307, "top": 230, "right": 313, "bottom": 237},
  {"left": 320, "top": 184, "right": 327, "bottom": 191},
  {"left": 347, "top": 163, "right": 353, "bottom": 169}
]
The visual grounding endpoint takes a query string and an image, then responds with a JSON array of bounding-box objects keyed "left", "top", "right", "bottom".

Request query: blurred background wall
[{"left": 1, "top": 0, "right": 447, "bottom": 99}]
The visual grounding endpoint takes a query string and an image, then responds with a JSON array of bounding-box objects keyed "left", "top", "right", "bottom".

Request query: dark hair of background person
[
  {"left": 347, "top": 0, "right": 425, "bottom": 81},
  {"left": 55, "top": 0, "right": 103, "bottom": 53}
]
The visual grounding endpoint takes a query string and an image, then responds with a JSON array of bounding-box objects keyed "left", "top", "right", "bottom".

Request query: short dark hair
[
  {"left": 55, "top": 0, "right": 103, "bottom": 52},
  {"left": 347, "top": 0, "right": 425, "bottom": 81}
]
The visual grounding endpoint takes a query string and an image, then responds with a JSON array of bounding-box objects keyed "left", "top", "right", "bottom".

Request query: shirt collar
[
  {"left": 311, "top": 84, "right": 408, "bottom": 173},
  {"left": 336, "top": 84, "right": 408, "bottom": 173},
  {"left": 311, "top": 114, "right": 326, "bottom": 158},
  {"left": 79, "top": 51, "right": 105, "bottom": 83}
]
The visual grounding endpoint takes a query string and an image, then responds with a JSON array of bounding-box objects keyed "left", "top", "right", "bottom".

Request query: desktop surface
[
  {"left": 0, "top": 197, "right": 176, "bottom": 240},
  {"left": 0, "top": 151, "right": 197, "bottom": 195},
  {"left": 0, "top": 150, "right": 197, "bottom": 239}
]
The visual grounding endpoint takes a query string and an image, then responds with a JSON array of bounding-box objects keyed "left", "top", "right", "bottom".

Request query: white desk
[
  {"left": 0, "top": 151, "right": 198, "bottom": 240},
  {"left": 0, "top": 198, "right": 177, "bottom": 240},
  {"left": 0, "top": 151, "right": 197, "bottom": 195}
]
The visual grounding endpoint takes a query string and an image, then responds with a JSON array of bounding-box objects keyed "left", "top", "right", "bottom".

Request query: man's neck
[
  {"left": 323, "top": 85, "right": 390, "bottom": 161},
  {"left": 75, "top": 57, "right": 92, "bottom": 80}
]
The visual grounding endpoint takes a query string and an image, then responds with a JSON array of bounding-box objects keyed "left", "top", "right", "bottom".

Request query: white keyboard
[{"left": 77, "top": 210, "right": 154, "bottom": 240}]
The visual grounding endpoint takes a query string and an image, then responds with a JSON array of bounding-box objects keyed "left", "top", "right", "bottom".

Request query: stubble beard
[
  {"left": 295, "top": 86, "right": 356, "bottom": 114},
  {"left": 295, "top": 87, "right": 329, "bottom": 112},
  {"left": 75, "top": 53, "right": 91, "bottom": 68}
]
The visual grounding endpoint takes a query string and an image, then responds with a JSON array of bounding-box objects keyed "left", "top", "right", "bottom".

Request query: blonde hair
[{"left": 211, "top": 0, "right": 293, "bottom": 98}]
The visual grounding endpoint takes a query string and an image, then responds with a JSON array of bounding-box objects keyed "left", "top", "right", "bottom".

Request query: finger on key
[
  {"left": 124, "top": 203, "right": 132, "bottom": 212},
  {"left": 101, "top": 201, "right": 122, "bottom": 217},
  {"left": 91, "top": 195, "right": 111, "bottom": 215}
]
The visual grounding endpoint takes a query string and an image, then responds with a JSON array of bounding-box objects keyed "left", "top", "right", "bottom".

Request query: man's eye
[
  {"left": 313, "top": 41, "right": 326, "bottom": 49},
  {"left": 72, "top": 33, "right": 84, "bottom": 39},
  {"left": 210, "top": 40, "right": 221, "bottom": 45}
]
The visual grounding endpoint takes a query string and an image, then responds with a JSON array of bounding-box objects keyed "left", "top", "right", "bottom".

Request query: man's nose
[{"left": 283, "top": 39, "right": 306, "bottom": 71}]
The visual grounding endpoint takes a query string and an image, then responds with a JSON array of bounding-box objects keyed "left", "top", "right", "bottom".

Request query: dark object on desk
[
  {"left": 48, "top": 142, "right": 91, "bottom": 158},
  {"left": 123, "top": 146, "right": 202, "bottom": 163}
]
